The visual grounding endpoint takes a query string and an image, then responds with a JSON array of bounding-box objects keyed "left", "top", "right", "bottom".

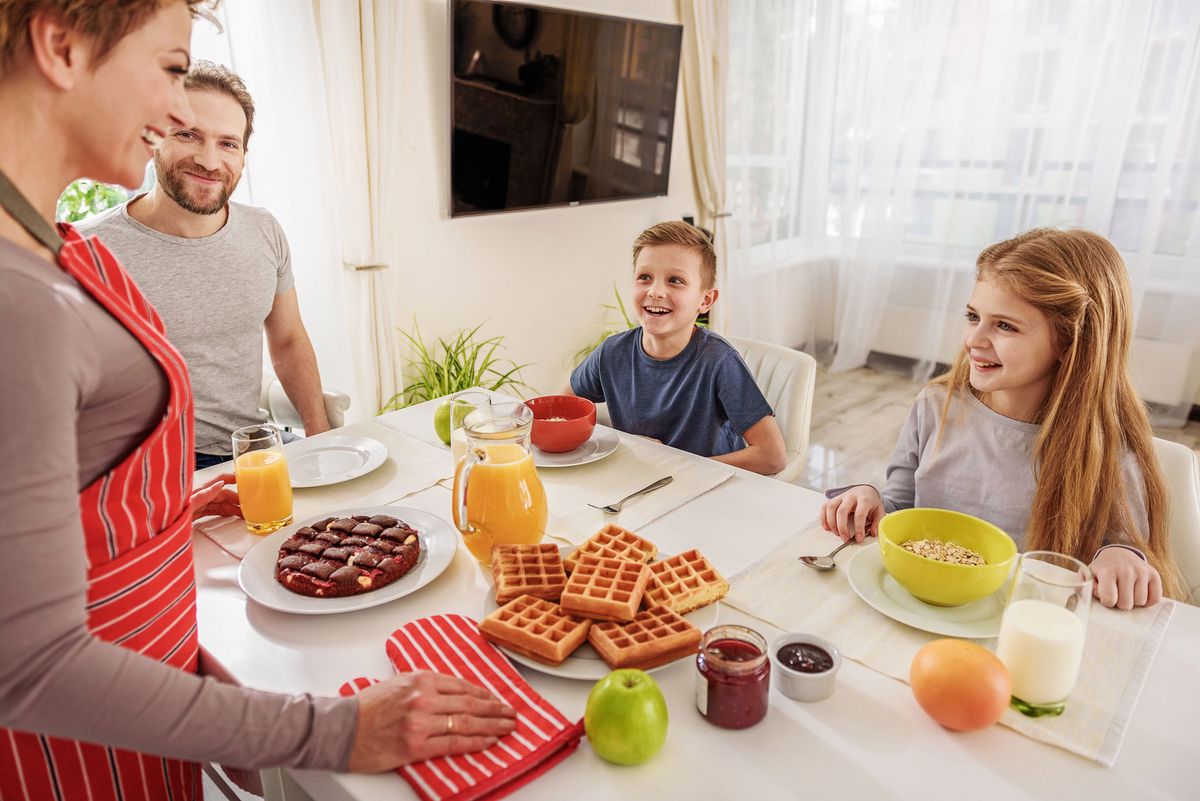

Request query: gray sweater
[{"left": 883, "top": 385, "right": 1148, "bottom": 550}]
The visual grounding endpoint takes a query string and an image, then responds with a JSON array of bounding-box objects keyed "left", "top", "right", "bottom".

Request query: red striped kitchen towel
[{"left": 340, "top": 614, "right": 584, "bottom": 801}]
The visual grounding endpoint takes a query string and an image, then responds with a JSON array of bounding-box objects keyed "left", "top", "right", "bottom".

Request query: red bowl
[{"left": 525, "top": 396, "right": 597, "bottom": 453}]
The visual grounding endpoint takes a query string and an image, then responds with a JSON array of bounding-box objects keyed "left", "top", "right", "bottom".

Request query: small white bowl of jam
[{"left": 770, "top": 633, "right": 841, "bottom": 702}]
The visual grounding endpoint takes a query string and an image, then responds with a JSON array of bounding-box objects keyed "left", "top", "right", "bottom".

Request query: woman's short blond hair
[
  {"left": 0, "top": 1, "right": 217, "bottom": 77},
  {"left": 632, "top": 220, "right": 717, "bottom": 288}
]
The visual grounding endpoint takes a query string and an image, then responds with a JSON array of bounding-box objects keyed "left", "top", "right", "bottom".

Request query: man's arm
[
  {"left": 711, "top": 415, "right": 787, "bottom": 476},
  {"left": 264, "top": 288, "right": 331, "bottom": 436}
]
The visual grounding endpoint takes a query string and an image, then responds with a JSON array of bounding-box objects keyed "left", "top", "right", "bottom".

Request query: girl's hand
[
  {"left": 190, "top": 473, "right": 242, "bottom": 520},
  {"left": 1090, "top": 547, "right": 1162, "bottom": 609},
  {"left": 820, "top": 486, "right": 883, "bottom": 542}
]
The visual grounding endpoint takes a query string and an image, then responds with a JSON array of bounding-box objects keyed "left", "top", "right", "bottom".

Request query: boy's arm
[
  {"left": 568, "top": 342, "right": 606, "bottom": 402},
  {"left": 711, "top": 414, "right": 787, "bottom": 476}
]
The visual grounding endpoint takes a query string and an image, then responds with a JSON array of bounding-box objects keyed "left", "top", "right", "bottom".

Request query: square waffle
[
  {"left": 563, "top": 524, "right": 658, "bottom": 573},
  {"left": 588, "top": 605, "right": 702, "bottom": 670},
  {"left": 478, "top": 595, "right": 591, "bottom": 665},
  {"left": 491, "top": 543, "right": 567, "bottom": 604},
  {"left": 559, "top": 555, "right": 649, "bottom": 622},
  {"left": 643, "top": 548, "right": 729, "bottom": 614}
]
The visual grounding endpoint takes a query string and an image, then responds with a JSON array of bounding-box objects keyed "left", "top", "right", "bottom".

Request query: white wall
[{"left": 384, "top": 0, "right": 698, "bottom": 399}]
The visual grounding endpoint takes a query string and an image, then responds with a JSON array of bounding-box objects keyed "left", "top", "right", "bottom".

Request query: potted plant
[{"left": 381, "top": 320, "right": 533, "bottom": 413}]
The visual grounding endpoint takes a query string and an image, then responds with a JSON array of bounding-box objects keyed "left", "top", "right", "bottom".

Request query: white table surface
[{"left": 193, "top": 400, "right": 1199, "bottom": 801}]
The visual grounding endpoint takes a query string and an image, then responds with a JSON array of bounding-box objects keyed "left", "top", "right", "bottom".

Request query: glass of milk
[{"left": 996, "top": 551, "right": 1092, "bottom": 717}]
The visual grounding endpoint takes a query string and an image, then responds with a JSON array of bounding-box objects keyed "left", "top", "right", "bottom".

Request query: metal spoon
[{"left": 798, "top": 539, "right": 856, "bottom": 571}]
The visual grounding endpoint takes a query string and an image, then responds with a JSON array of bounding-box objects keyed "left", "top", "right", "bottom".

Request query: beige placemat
[
  {"left": 194, "top": 422, "right": 449, "bottom": 559},
  {"left": 725, "top": 521, "right": 1175, "bottom": 767},
  {"left": 438, "top": 431, "right": 735, "bottom": 544}
]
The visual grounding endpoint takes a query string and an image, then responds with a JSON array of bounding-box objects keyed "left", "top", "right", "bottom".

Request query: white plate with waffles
[
  {"left": 532, "top": 427, "right": 620, "bottom": 468},
  {"left": 238, "top": 506, "right": 456, "bottom": 615},
  {"left": 483, "top": 543, "right": 721, "bottom": 680},
  {"left": 483, "top": 597, "right": 719, "bottom": 680}
]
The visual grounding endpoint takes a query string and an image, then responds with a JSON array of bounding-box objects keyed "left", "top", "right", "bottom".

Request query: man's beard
[{"left": 155, "top": 156, "right": 233, "bottom": 215}]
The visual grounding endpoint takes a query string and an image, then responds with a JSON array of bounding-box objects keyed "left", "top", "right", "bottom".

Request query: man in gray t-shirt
[{"left": 78, "top": 62, "right": 330, "bottom": 468}]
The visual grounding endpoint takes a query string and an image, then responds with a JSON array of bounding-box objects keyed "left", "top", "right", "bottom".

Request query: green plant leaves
[
  {"left": 56, "top": 179, "right": 127, "bottom": 223},
  {"left": 380, "top": 320, "right": 533, "bottom": 413}
]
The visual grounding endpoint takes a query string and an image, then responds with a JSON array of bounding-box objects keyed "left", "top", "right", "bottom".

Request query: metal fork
[{"left": 587, "top": 476, "right": 673, "bottom": 514}]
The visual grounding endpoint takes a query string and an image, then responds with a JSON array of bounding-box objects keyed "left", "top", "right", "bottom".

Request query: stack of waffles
[{"left": 479, "top": 525, "right": 729, "bottom": 670}]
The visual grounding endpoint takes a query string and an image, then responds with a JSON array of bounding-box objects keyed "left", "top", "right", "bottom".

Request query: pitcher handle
[{"left": 454, "top": 449, "right": 483, "bottom": 534}]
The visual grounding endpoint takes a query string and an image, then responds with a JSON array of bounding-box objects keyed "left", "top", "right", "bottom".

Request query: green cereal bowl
[{"left": 877, "top": 508, "right": 1017, "bottom": 607}]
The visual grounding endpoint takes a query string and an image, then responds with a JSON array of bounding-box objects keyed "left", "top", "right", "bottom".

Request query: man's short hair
[
  {"left": 0, "top": 1, "right": 217, "bottom": 78},
  {"left": 185, "top": 59, "right": 255, "bottom": 150},
  {"left": 632, "top": 220, "right": 717, "bottom": 289}
]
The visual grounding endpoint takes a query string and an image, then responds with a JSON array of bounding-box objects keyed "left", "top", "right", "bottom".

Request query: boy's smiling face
[{"left": 632, "top": 244, "right": 718, "bottom": 344}]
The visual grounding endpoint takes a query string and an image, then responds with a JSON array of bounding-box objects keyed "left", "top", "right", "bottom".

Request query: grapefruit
[{"left": 909, "top": 639, "right": 1010, "bottom": 732}]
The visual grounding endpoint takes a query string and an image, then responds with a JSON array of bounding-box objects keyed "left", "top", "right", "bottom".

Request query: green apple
[
  {"left": 433, "top": 400, "right": 452, "bottom": 445},
  {"left": 584, "top": 669, "right": 668, "bottom": 766}
]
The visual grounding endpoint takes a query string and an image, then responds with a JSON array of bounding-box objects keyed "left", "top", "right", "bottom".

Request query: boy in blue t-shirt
[{"left": 567, "top": 221, "right": 787, "bottom": 476}]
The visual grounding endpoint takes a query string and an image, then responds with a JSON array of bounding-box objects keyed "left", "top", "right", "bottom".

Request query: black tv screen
[{"left": 450, "top": 1, "right": 684, "bottom": 216}]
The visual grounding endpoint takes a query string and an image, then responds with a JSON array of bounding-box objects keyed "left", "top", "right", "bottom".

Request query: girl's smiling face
[{"left": 962, "top": 278, "right": 1062, "bottom": 416}]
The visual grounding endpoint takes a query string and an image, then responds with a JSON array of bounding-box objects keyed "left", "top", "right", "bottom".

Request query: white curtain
[
  {"left": 313, "top": 0, "right": 402, "bottom": 415},
  {"left": 679, "top": 0, "right": 731, "bottom": 331},
  {"left": 726, "top": 0, "right": 1200, "bottom": 425},
  {"left": 190, "top": 1, "right": 401, "bottom": 420}
]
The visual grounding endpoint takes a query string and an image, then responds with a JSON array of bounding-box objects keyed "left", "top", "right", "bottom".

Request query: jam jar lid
[{"left": 699, "top": 625, "right": 768, "bottom": 674}]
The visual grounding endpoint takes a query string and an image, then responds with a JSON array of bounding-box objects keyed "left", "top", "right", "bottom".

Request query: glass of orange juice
[
  {"left": 452, "top": 402, "right": 547, "bottom": 564},
  {"left": 231, "top": 424, "right": 294, "bottom": 535}
]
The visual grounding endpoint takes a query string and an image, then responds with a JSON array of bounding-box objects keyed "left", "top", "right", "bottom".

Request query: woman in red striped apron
[{"left": 0, "top": 3, "right": 514, "bottom": 799}]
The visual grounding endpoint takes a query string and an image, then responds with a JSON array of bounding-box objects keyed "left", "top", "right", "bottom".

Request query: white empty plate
[
  {"left": 846, "top": 546, "right": 1007, "bottom": 639},
  {"left": 285, "top": 435, "right": 387, "bottom": 488},
  {"left": 533, "top": 427, "right": 620, "bottom": 468},
  {"left": 237, "top": 506, "right": 456, "bottom": 615}
]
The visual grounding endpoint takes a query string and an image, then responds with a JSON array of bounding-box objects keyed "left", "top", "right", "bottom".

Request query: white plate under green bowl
[{"left": 846, "top": 546, "right": 1007, "bottom": 639}]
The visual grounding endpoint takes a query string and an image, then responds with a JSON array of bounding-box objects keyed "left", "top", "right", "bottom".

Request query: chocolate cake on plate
[{"left": 274, "top": 514, "right": 421, "bottom": 598}]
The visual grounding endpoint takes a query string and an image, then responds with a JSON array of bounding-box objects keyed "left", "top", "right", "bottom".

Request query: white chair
[
  {"left": 1152, "top": 437, "right": 1200, "bottom": 605},
  {"left": 258, "top": 372, "right": 351, "bottom": 433},
  {"left": 727, "top": 336, "right": 817, "bottom": 483}
]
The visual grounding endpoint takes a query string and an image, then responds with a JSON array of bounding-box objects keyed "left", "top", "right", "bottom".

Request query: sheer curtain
[
  {"left": 313, "top": 0, "right": 402, "bottom": 415},
  {"left": 726, "top": 0, "right": 1200, "bottom": 424},
  {"left": 190, "top": 1, "right": 399, "bottom": 422},
  {"left": 679, "top": 0, "right": 731, "bottom": 330}
]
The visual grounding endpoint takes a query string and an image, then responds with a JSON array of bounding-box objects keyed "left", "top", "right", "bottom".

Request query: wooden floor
[{"left": 797, "top": 366, "right": 1200, "bottom": 493}]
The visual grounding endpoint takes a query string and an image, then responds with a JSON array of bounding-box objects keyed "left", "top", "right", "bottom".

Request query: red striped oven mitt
[{"left": 340, "top": 614, "right": 584, "bottom": 801}]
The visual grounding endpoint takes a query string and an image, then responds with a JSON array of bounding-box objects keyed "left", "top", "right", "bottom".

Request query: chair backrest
[
  {"left": 726, "top": 335, "right": 817, "bottom": 483},
  {"left": 1152, "top": 437, "right": 1200, "bottom": 605},
  {"left": 263, "top": 374, "right": 351, "bottom": 431}
]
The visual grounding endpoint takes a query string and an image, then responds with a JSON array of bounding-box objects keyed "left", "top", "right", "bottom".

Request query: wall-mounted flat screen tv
[{"left": 450, "top": 1, "right": 684, "bottom": 217}]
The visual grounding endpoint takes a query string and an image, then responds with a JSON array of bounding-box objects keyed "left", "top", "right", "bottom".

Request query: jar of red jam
[{"left": 695, "top": 625, "right": 770, "bottom": 729}]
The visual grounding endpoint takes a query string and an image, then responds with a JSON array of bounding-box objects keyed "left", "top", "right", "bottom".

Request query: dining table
[{"left": 192, "top": 396, "right": 1199, "bottom": 801}]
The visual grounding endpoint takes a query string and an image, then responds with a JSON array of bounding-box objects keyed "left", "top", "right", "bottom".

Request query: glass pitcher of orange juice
[
  {"left": 231, "top": 424, "right": 294, "bottom": 535},
  {"left": 452, "top": 402, "right": 548, "bottom": 564}
]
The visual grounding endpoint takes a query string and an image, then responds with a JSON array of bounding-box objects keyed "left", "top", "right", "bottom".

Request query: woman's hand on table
[
  {"left": 1090, "top": 547, "right": 1163, "bottom": 609},
  {"left": 347, "top": 672, "right": 518, "bottom": 772},
  {"left": 820, "top": 486, "right": 882, "bottom": 542},
  {"left": 190, "top": 473, "right": 241, "bottom": 519}
]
